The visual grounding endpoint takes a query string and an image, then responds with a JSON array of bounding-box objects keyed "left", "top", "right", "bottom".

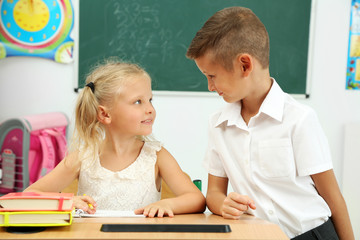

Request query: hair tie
[{"left": 86, "top": 82, "right": 95, "bottom": 93}]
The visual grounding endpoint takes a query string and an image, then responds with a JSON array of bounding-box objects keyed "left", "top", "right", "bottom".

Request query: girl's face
[{"left": 108, "top": 73, "right": 155, "bottom": 137}]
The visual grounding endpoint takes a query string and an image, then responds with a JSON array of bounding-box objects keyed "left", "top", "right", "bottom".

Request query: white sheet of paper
[{"left": 73, "top": 209, "right": 145, "bottom": 218}]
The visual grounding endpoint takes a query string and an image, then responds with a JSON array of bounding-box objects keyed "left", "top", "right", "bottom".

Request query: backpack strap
[
  {"left": 29, "top": 128, "right": 67, "bottom": 183},
  {"left": 42, "top": 128, "right": 67, "bottom": 162},
  {"left": 38, "top": 131, "right": 56, "bottom": 178}
]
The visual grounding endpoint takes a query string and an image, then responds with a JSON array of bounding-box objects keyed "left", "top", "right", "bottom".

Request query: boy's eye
[
  {"left": 135, "top": 100, "right": 141, "bottom": 104},
  {"left": 208, "top": 75, "right": 215, "bottom": 80}
]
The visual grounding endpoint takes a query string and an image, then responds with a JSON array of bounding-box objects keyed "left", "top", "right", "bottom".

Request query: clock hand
[
  {"left": 66, "top": 47, "right": 72, "bottom": 57},
  {"left": 29, "top": 0, "right": 34, "bottom": 14}
]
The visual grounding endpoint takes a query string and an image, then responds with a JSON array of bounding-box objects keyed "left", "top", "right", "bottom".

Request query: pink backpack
[{"left": 0, "top": 112, "right": 68, "bottom": 194}]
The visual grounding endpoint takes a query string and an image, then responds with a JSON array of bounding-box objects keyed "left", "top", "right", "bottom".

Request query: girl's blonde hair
[{"left": 69, "top": 58, "right": 150, "bottom": 162}]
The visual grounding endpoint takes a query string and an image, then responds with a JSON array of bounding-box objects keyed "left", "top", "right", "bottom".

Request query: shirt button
[{"left": 268, "top": 210, "right": 274, "bottom": 215}]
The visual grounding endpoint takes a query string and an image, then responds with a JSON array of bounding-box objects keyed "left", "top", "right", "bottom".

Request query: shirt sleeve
[
  {"left": 292, "top": 108, "right": 333, "bottom": 176},
  {"left": 202, "top": 117, "right": 227, "bottom": 178}
]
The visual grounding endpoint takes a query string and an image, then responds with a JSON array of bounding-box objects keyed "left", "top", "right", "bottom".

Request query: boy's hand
[
  {"left": 134, "top": 201, "right": 174, "bottom": 218},
  {"left": 221, "top": 192, "right": 256, "bottom": 219},
  {"left": 73, "top": 195, "right": 97, "bottom": 214}
]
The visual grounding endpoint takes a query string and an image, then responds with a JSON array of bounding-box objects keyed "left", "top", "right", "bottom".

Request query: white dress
[{"left": 77, "top": 141, "right": 162, "bottom": 210}]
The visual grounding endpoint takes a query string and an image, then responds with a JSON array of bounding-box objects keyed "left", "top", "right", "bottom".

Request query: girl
[{"left": 25, "top": 59, "right": 206, "bottom": 218}]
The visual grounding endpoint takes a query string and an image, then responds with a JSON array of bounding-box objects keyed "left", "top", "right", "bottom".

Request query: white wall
[
  {"left": 343, "top": 123, "right": 360, "bottom": 238},
  {"left": 0, "top": 0, "right": 359, "bottom": 234}
]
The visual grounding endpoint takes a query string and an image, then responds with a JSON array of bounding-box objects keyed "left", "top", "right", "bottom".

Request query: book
[
  {"left": 74, "top": 209, "right": 145, "bottom": 218},
  {"left": 0, "top": 210, "right": 73, "bottom": 227},
  {"left": 0, "top": 192, "right": 74, "bottom": 211}
]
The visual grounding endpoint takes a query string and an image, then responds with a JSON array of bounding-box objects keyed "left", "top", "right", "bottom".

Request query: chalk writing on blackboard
[{"left": 79, "top": 0, "right": 311, "bottom": 94}]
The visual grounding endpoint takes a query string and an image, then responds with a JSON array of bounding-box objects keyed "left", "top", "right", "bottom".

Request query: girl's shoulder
[
  {"left": 143, "top": 139, "right": 163, "bottom": 152},
  {"left": 140, "top": 135, "right": 163, "bottom": 152}
]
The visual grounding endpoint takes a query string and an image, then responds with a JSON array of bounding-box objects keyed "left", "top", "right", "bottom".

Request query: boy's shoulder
[
  {"left": 269, "top": 79, "right": 316, "bottom": 119},
  {"left": 283, "top": 93, "right": 317, "bottom": 118},
  {"left": 208, "top": 94, "right": 318, "bottom": 129}
]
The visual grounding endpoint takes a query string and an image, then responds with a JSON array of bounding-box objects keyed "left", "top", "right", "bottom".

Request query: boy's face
[{"left": 194, "top": 52, "right": 252, "bottom": 103}]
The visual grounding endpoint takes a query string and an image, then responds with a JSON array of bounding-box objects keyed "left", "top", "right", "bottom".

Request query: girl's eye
[
  {"left": 149, "top": 98, "right": 153, "bottom": 103},
  {"left": 135, "top": 100, "right": 141, "bottom": 104}
]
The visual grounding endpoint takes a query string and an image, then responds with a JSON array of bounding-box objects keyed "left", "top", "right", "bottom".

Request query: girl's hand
[
  {"left": 73, "top": 195, "right": 97, "bottom": 214},
  {"left": 221, "top": 192, "right": 256, "bottom": 219},
  {"left": 134, "top": 201, "right": 174, "bottom": 218}
]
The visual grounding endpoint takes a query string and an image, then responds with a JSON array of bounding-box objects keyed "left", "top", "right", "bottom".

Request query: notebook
[
  {"left": 0, "top": 192, "right": 74, "bottom": 211},
  {"left": 73, "top": 209, "right": 145, "bottom": 218}
]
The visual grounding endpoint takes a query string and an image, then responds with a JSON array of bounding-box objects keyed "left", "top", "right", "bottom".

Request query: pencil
[{"left": 83, "top": 194, "right": 94, "bottom": 209}]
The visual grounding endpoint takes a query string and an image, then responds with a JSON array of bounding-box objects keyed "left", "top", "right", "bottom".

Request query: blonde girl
[{"left": 25, "top": 59, "right": 205, "bottom": 217}]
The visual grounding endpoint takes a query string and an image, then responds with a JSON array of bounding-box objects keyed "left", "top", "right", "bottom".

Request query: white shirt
[{"left": 203, "top": 79, "right": 332, "bottom": 238}]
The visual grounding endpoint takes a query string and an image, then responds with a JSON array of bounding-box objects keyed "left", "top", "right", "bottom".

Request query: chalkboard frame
[{"left": 76, "top": 0, "right": 314, "bottom": 97}]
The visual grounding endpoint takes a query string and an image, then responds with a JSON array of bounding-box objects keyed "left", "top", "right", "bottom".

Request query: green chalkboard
[{"left": 79, "top": 0, "right": 312, "bottom": 95}]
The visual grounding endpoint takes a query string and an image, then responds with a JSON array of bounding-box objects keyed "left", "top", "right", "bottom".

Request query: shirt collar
[
  {"left": 215, "top": 78, "right": 285, "bottom": 128},
  {"left": 215, "top": 102, "right": 241, "bottom": 127},
  {"left": 259, "top": 78, "right": 285, "bottom": 122}
]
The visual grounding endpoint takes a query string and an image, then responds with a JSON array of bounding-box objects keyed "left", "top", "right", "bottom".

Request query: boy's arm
[
  {"left": 311, "top": 169, "right": 355, "bottom": 240},
  {"left": 206, "top": 174, "right": 228, "bottom": 215},
  {"left": 206, "top": 174, "right": 255, "bottom": 219}
]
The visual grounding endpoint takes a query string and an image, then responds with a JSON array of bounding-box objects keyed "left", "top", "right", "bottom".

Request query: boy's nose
[{"left": 208, "top": 79, "right": 216, "bottom": 92}]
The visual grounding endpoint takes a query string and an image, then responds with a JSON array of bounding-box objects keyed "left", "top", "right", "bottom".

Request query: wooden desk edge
[{"left": 0, "top": 213, "right": 289, "bottom": 240}]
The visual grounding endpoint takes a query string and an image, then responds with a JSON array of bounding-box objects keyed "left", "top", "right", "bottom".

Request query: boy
[{"left": 186, "top": 6, "right": 354, "bottom": 239}]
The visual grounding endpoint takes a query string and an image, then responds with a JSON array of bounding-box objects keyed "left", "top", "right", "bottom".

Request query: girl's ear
[{"left": 97, "top": 105, "right": 111, "bottom": 124}]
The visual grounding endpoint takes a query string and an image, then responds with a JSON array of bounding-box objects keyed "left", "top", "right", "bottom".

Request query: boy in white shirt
[{"left": 186, "top": 6, "right": 354, "bottom": 239}]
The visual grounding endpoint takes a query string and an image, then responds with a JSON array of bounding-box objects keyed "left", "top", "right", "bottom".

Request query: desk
[{"left": 0, "top": 213, "right": 289, "bottom": 239}]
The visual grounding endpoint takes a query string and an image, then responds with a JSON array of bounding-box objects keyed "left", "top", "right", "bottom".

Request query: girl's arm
[
  {"left": 311, "top": 169, "right": 354, "bottom": 240},
  {"left": 135, "top": 147, "right": 206, "bottom": 217},
  {"left": 24, "top": 152, "right": 97, "bottom": 213},
  {"left": 24, "top": 152, "right": 79, "bottom": 193}
]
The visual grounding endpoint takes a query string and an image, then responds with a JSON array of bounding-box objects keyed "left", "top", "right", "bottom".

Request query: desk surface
[{"left": 0, "top": 213, "right": 289, "bottom": 240}]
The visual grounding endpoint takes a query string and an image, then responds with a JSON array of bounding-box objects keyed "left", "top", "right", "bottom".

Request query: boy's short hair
[{"left": 186, "top": 6, "right": 269, "bottom": 70}]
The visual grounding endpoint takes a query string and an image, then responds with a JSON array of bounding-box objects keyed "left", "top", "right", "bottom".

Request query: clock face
[
  {"left": 1, "top": 0, "right": 63, "bottom": 48},
  {"left": 0, "top": 0, "right": 74, "bottom": 62},
  {"left": 55, "top": 41, "right": 73, "bottom": 63},
  {"left": 13, "top": 0, "right": 50, "bottom": 33}
]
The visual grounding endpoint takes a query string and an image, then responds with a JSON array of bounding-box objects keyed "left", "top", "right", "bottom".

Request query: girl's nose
[{"left": 147, "top": 103, "right": 155, "bottom": 114}]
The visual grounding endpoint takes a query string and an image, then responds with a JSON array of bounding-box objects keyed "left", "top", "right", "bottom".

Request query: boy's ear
[
  {"left": 97, "top": 105, "right": 111, "bottom": 124},
  {"left": 236, "top": 54, "right": 253, "bottom": 77}
]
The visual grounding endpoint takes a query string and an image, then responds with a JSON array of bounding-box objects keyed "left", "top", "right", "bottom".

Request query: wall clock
[{"left": 0, "top": 0, "right": 74, "bottom": 63}]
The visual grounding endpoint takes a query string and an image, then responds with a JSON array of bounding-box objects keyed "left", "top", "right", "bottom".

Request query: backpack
[{"left": 0, "top": 112, "right": 68, "bottom": 195}]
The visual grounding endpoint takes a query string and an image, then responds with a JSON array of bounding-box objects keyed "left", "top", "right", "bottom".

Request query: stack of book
[{"left": 0, "top": 192, "right": 74, "bottom": 227}]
